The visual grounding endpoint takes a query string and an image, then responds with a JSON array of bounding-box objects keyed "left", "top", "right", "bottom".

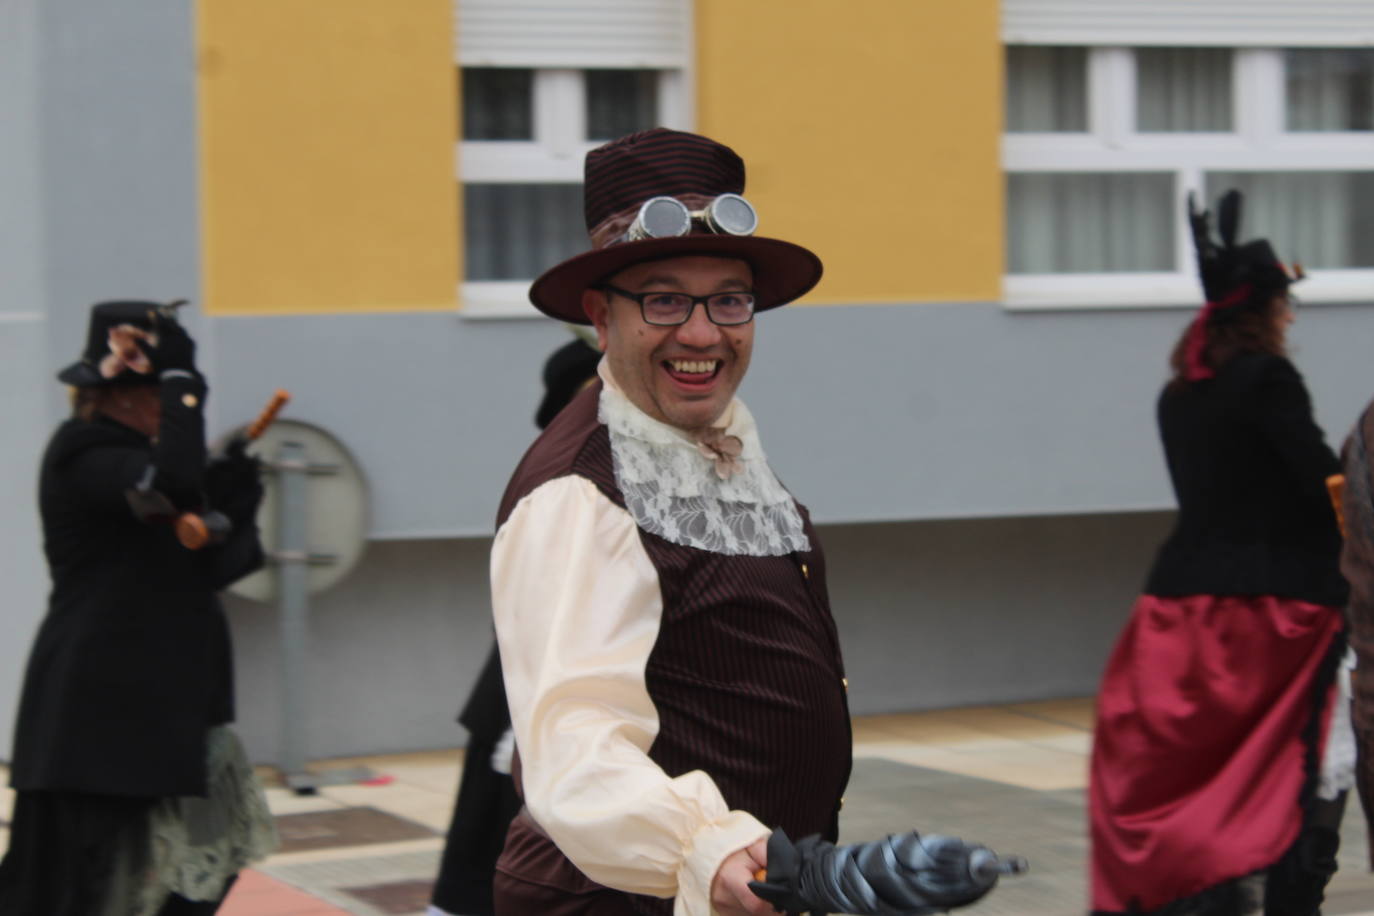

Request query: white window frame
[
  {"left": 458, "top": 67, "right": 693, "bottom": 319},
  {"left": 1003, "top": 46, "right": 1374, "bottom": 311}
]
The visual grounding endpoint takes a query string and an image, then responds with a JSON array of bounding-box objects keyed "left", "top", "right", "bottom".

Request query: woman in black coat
[
  {"left": 1089, "top": 194, "right": 1350, "bottom": 916},
  {"left": 0, "top": 301, "right": 276, "bottom": 915}
]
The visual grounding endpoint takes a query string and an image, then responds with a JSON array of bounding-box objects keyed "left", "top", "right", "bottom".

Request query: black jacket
[
  {"left": 8, "top": 374, "right": 264, "bottom": 798},
  {"left": 1145, "top": 352, "right": 1348, "bottom": 607},
  {"left": 458, "top": 642, "right": 510, "bottom": 745}
]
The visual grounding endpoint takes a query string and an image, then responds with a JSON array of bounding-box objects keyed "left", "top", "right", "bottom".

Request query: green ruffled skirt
[{"left": 109, "top": 726, "right": 279, "bottom": 914}]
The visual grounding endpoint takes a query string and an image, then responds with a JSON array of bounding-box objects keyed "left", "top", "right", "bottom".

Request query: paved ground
[{"left": 2, "top": 698, "right": 1371, "bottom": 915}]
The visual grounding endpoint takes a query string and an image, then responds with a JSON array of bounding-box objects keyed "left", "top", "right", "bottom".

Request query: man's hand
[{"left": 711, "top": 838, "right": 774, "bottom": 915}]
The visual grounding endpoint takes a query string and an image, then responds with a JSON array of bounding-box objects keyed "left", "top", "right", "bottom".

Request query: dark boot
[{"left": 1264, "top": 793, "right": 1346, "bottom": 916}]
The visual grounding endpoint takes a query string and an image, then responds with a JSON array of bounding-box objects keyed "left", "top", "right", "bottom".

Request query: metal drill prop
[
  {"left": 748, "top": 828, "right": 1027, "bottom": 915},
  {"left": 173, "top": 389, "right": 291, "bottom": 550}
]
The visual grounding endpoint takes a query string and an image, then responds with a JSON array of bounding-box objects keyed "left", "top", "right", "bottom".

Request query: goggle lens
[
  {"left": 705, "top": 194, "right": 757, "bottom": 236},
  {"left": 639, "top": 197, "right": 692, "bottom": 239}
]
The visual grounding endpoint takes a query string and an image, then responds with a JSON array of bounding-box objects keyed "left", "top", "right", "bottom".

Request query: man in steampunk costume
[{"left": 488, "top": 128, "right": 852, "bottom": 916}]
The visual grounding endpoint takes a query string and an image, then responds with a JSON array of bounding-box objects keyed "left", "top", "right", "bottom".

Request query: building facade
[{"left": 2, "top": 0, "right": 1372, "bottom": 763}]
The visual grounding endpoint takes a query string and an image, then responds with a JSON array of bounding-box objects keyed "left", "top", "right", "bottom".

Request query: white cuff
[
  {"left": 159, "top": 368, "right": 196, "bottom": 382},
  {"left": 674, "top": 810, "right": 771, "bottom": 916}
]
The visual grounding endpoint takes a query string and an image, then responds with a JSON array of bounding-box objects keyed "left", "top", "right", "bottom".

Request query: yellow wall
[
  {"left": 696, "top": 0, "right": 1003, "bottom": 304},
  {"left": 197, "top": 1, "right": 458, "bottom": 314}
]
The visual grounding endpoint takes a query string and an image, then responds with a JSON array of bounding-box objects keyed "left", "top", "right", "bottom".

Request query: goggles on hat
[{"left": 623, "top": 193, "right": 759, "bottom": 242}]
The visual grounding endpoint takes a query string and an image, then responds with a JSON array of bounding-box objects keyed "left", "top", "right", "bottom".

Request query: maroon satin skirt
[{"left": 1089, "top": 594, "right": 1343, "bottom": 914}]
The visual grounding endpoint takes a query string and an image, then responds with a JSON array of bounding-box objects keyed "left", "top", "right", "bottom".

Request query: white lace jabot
[{"left": 597, "top": 362, "right": 810, "bottom": 556}]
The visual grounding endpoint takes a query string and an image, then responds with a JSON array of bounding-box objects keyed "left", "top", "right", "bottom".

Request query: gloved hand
[
  {"left": 204, "top": 448, "right": 264, "bottom": 525},
  {"left": 139, "top": 313, "right": 198, "bottom": 376},
  {"left": 748, "top": 828, "right": 1026, "bottom": 916}
]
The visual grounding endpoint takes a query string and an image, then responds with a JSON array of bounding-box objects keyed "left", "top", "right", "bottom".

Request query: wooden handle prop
[
  {"left": 176, "top": 390, "right": 290, "bottom": 550},
  {"left": 246, "top": 389, "right": 291, "bottom": 441},
  {"left": 1327, "top": 473, "right": 1347, "bottom": 539},
  {"left": 176, "top": 513, "right": 211, "bottom": 550},
  {"left": 175, "top": 510, "right": 233, "bottom": 550}
]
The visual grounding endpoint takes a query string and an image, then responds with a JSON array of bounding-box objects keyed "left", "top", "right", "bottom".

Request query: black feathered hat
[
  {"left": 528, "top": 129, "right": 823, "bottom": 324},
  {"left": 57, "top": 300, "right": 186, "bottom": 387},
  {"left": 1182, "top": 191, "right": 1303, "bottom": 380},
  {"left": 1188, "top": 190, "right": 1303, "bottom": 304}
]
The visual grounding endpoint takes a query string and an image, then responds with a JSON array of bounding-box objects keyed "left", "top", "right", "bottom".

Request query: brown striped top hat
[{"left": 529, "top": 128, "right": 823, "bottom": 324}]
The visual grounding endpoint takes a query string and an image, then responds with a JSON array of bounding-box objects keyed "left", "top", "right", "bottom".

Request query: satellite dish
[{"left": 228, "top": 419, "right": 369, "bottom": 601}]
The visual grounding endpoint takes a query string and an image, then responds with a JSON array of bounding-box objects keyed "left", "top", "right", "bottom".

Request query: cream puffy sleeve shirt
[{"left": 490, "top": 369, "right": 771, "bottom": 915}]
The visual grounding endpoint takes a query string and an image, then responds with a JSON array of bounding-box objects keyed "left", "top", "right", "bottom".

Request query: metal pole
[{"left": 275, "top": 439, "right": 312, "bottom": 791}]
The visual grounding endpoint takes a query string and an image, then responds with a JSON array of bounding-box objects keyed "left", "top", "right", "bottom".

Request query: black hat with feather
[
  {"left": 57, "top": 299, "right": 188, "bottom": 387},
  {"left": 1188, "top": 189, "right": 1302, "bottom": 304},
  {"left": 1182, "top": 190, "right": 1304, "bottom": 380}
]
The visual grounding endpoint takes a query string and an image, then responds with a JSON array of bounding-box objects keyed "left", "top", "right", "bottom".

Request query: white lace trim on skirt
[{"left": 116, "top": 725, "right": 279, "bottom": 914}]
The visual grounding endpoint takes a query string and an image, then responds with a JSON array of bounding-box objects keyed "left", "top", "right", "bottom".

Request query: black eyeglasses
[{"left": 600, "top": 284, "right": 756, "bottom": 327}]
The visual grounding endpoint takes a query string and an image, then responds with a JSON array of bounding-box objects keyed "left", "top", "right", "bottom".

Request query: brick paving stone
[
  {"left": 275, "top": 806, "right": 437, "bottom": 853},
  {"left": 341, "top": 878, "right": 436, "bottom": 914},
  {"left": 261, "top": 850, "right": 444, "bottom": 916},
  {"left": 220, "top": 868, "right": 356, "bottom": 916}
]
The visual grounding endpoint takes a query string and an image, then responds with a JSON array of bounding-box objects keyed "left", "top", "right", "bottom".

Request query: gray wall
[
  {"left": 203, "top": 299, "right": 1374, "bottom": 539},
  {"left": 0, "top": 0, "right": 49, "bottom": 761},
  {"left": 36, "top": 0, "right": 202, "bottom": 365},
  {"left": 225, "top": 539, "right": 498, "bottom": 764},
  {"left": 224, "top": 510, "right": 1174, "bottom": 763},
  {"left": 0, "top": 326, "right": 48, "bottom": 764}
]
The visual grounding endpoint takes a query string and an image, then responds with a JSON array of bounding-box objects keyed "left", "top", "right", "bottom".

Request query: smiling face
[{"left": 582, "top": 255, "right": 755, "bottom": 435}]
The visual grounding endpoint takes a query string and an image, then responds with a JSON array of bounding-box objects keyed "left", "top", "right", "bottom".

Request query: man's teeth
[{"left": 668, "top": 359, "right": 718, "bottom": 374}]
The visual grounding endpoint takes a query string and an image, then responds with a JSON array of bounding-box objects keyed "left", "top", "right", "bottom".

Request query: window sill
[
  {"left": 457, "top": 274, "right": 1372, "bottom": 318},
  {"left": 458, "top": 281, "right": 548, "bottom": 320},
  {"left": 1003, "top": 269, "right": 1373, "bottom": 311}
]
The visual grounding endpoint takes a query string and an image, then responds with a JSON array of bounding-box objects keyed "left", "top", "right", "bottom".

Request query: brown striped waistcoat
[{"left": 493, "top": 382, "right": 852, "bottom": 915}]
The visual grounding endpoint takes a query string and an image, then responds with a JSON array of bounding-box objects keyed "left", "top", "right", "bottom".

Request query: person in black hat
[
  {"left": 535, "top": 336, "right": 604, "bottom": 431},
  {"left": 0, "top": 301, "right": 276, "bottom": 915},
  {"left": 486, "top": 128, "right": 847, "bottom": 916},
  {"left": 429, "top": 334, "right": 601, "bottom": 916},
  {"left": 1088, "top": 192, "right": 1351, "bottom": 915}
]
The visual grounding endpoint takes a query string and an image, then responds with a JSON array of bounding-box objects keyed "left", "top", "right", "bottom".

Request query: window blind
[
  {"left": 1002, "top": 1, "right": 1374, "bottom": 47},
  {"left": 456, "top": 0, "right": 691, "bottom": 68}
]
